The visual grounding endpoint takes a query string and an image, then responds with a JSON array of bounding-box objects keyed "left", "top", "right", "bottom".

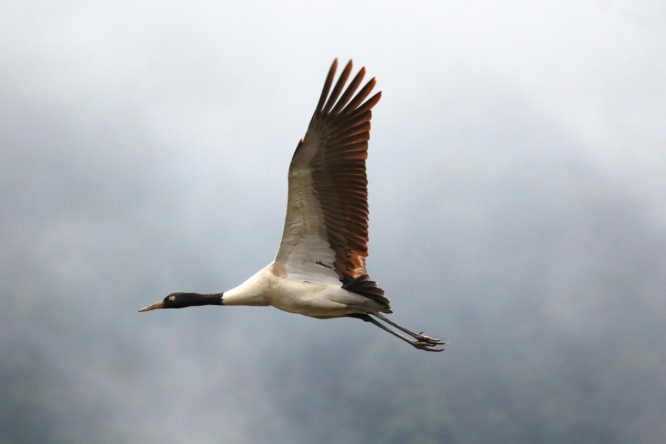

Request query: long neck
[
  {"left": 221, "top": 267, "right": 272, "bottom": 306},
  {"left": 185, "top": 293, "right": 224, "bottom": 307}
]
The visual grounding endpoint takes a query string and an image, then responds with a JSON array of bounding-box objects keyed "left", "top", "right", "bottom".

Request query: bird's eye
[{"left": 168, "top": 295, "right": 176, "bottom": 301}]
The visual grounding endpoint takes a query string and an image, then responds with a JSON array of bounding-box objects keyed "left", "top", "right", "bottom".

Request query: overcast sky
[{"left": 1, "top": 1, "right": 665, "bottom": 443}]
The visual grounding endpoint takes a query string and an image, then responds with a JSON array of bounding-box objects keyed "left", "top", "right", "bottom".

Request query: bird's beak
[{"left": 138, "top": 300, "right": 165, "bottom": 312}]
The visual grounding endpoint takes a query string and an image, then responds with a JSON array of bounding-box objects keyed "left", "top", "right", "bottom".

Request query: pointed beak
[{"left": 138, "top": 300, "right": 165, "bottom": 312}]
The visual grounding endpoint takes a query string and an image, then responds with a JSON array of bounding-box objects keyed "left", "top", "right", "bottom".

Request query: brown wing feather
[{"left": 311, "top": 60, "right": 378, "bottom": 277}]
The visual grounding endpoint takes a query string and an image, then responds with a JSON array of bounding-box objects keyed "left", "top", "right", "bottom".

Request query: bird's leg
[
  {"left": 371, "top": 312, "right": 445, "bottom": 346},
  {"left": 351, "top": 314, "right": 444, "bottom": 352}
]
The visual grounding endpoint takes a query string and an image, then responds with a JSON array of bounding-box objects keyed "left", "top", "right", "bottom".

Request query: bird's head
[{"left": 138, "top": 292, "right": 223, "bottom": 312}]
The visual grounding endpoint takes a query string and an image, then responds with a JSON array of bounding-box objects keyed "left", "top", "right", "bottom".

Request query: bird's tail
[{"left": 342, "top": 273, "right": 391, "bottom": 312}]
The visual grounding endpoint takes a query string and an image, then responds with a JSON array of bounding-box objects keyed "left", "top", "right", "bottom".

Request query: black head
[{"left": 138, "top": 292, "right": 223, "bottom": 312}]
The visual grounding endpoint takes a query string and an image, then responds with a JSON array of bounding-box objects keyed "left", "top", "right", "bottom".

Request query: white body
[{"left": 222, "top": 263, "right": 386, "bottom": 319}]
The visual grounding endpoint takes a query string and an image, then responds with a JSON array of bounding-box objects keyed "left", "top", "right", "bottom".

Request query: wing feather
[{"left": 275, "top": 59, "right": 381, "bottom": 285}]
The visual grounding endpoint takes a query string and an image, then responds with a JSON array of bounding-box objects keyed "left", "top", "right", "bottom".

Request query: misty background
[{"left": 1, "top": 1, "right": 665, "bottom": 443}]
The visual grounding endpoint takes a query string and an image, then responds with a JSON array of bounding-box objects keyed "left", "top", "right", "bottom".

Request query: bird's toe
[
  {"left": 415, "top": 333, "right": 445, "bottom": 345},
  {"left": 412, "top": 341, "right": 445, "bottom": 352}
]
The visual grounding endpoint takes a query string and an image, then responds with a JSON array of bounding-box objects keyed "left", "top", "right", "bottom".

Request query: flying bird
[{"left": 140, "top": 59, "right": 445, "bottom": 352}]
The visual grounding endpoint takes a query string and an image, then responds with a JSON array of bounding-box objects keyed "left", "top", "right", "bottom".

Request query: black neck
[{"left": 186, "top": 293, "right": 223, "bottom": 307}]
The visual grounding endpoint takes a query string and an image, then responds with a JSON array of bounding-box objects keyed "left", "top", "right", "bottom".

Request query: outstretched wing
[{"left": 274, "top": 59, "right": 381, "bottom": 285}]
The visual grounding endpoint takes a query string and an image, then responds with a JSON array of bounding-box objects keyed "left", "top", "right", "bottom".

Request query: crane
[{"left": 139, "top": 59, "right": 445, "bottom": 352}]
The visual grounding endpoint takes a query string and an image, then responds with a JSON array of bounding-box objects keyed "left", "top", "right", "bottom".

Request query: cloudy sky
[{"left": 1, "top": 1, "right": 665, "bottom": 443}]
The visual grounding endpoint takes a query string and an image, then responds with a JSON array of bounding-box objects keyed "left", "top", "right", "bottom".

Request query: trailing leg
[
  {"left": 371, "top": 312, "right": 445, "bottom": 346},
  {"left": 348, "top": 314, "right": 444, "bottom": 352}
]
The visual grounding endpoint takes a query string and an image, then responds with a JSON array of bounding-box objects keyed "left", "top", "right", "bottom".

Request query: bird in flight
[{"left": 140, "top": 59, "right": 445, "bottom": 352}]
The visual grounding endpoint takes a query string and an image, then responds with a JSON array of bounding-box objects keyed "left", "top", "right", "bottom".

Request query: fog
[{"left": 1, "top": 1, "right": 665, "bottom": 443}]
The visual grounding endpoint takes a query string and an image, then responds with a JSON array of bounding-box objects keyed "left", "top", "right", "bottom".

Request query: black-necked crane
[{"left": 139, "top": 59, "right": 445, "bottom": 352}]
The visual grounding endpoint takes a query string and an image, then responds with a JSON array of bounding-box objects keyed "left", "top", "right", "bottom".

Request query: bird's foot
[
  {"left": 415, "top": 332, "right": 446, "bottom": 346},
  {"left": 412, "top": 340, "right": 445, "bottom": 352}
]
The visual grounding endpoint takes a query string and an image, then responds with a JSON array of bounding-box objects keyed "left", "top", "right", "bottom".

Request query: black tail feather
[{"left": 342, "top": 273, "right": 391, "bottom": 308}]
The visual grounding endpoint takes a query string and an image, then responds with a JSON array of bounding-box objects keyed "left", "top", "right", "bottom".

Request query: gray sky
[{"left": 2, "top": 1, "right": 665, "bottom": 443}]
